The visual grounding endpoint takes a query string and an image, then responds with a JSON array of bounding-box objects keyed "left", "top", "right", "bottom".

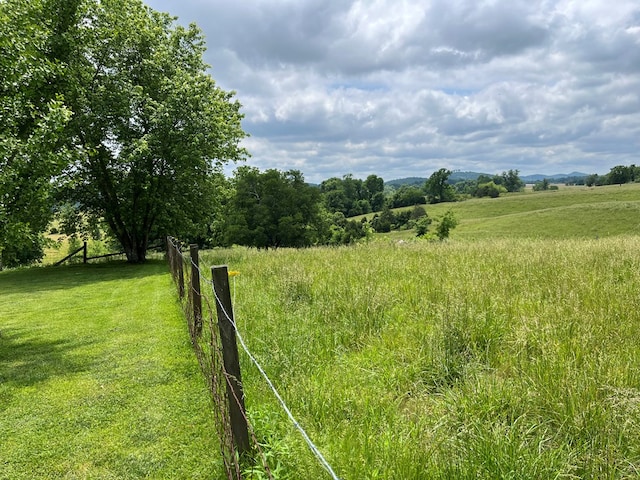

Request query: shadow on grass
[
  {"left": 0, "top": 259, "right": 169, "bottom": 295},
  {"left": 0, "top": 327, "right": 94, "bottom": 388}
]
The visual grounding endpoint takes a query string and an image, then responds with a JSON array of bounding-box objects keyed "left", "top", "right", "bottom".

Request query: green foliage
[
  {"left": 0, "top": 0, "right": 74, "bottom": 268},
  {"left": 608, "top": 165, "right": 633, "bottom": 185},
  {"left": 414, "top": 215, "right": 432, "bottom": 236},
  {"left": 390, "top": 185, "right": 426, "bottom": 208},
  {"left": 499, "top": 169, "right": 525, "bottom": 192},
  {"left": 328, "top": 217, "right": 372, "bottom": 245},
  {"left": 585, "top": 164, "right": 640, "bottom": 188},
  {"left": 368, "top": 204, "right": 429, "bottom": 234},
  {"left": 532, "top": 179, "right": 560, "bottom": 192},
  {"left": 225, "top": 167, "right": 322, "bottom": 249},
  {"left": 451, "top": 170, "right": 523, "bottom": 200},
  {"left": 453, "top": 178, "right": 480, "bottom": 195},
  {"left": 532, "top": 178, "right": 551, "bottom": 191},
  {"left": 365, "top": 175, "right": 386, "bottom": 211},
  {"left": 475, "top": 181, "right": 507, "bottom": 198},
  {"left": 410, "top": 204, "right": 427, "bottom": 220},
  {"left": 320, "top": 174, "right": 385, "bottom": 217},
  {"left": 54, "top": 0, "right": 247, "bottom": 262},
  {"left": 370, "top": 205, "right": 395, "bottom": 232},
  {"left": 435, "top": 210, "right": 459, "bottom": 240},
  {"left": 585, "top": 173, "right": 604, "bottom": 187},
  {"left": 1, "top": 0, "right": 247, "bottom": 265},
  {"left": 425, "top": 168, "right": 456, "bottom": 203}
]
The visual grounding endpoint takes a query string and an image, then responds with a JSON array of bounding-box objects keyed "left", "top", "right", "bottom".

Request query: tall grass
[{"left": 202, "top": 237, "right": 640, "bottom": 478}]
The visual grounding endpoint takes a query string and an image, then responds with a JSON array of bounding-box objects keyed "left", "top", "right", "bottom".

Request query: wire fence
[
  {"left": 166, "top": 236, "right": 341, "bottom": 480},
  {"left": 166, "top": 237, "right": 272, "bottom": 480}
]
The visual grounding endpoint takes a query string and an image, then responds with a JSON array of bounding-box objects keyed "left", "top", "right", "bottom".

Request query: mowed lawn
[{"left": 0, "top": 261, "right": 221, "bottom": 479}]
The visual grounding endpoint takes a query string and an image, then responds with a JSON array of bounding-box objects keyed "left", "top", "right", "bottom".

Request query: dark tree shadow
[
  {"left": 0, "top": 259, "right": 169, "bottom": 295},
  {"left": 0, "top": 328, "right": 95, "bottom": 392}
]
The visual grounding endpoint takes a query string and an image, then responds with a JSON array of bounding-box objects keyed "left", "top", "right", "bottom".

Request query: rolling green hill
[{"left": 371, "top": 183, "right": 640, "bottom": 241}]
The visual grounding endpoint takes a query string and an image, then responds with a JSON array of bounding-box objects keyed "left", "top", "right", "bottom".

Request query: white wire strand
[
  {"left": 168, "top": 239, "right": 342, "bottom": 480},
  {"left": 211, "top": 285, "right": 342, "bottom": 480}
]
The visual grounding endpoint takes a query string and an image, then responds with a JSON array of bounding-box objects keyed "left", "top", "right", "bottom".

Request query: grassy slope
[
  {"left": 370, "top": 183, "right": 640, "bottom": 241},
  {"left": 205, "top": 237, "right": 640, "bottom": 479},
  {"left": 0, "top": 261, "right": 221, "bottom": 479},
  {"left": 201, "top": 185, "right": 640, "bottom": 479}
]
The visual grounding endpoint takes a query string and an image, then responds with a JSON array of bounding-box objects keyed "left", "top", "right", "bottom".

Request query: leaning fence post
[
  {"left": 212, "top": 265, "right": 250, "bottom": 456},
  {"left": 189, "top": 244, "right": 202, "bottom": 336}
]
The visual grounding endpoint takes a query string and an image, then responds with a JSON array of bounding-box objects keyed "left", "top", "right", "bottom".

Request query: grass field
[
  {"left": 0, "top": 261, "right": 223, "bottom": 479},
  {"left": 3, "top": 183, "right": 640, "bottom": 478},
  {"left": 373, "top": 183, "right": 640, "bottom": 241},
  {"left": 200, "top": 234, "right": 640, "bottom": 479}
]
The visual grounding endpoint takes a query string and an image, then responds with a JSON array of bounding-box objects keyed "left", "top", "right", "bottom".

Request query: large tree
[
  {"left": 364, "top": 174, "right": 385, "bottom": 211},
  {"left": 225, "top": 167, "right": 323, "bottom": 249},
  {"left": 0, "top": 0, "right": 75, "bottom": 268},
  {"left": 425, "top": 168, "right": 455, "bottom": 204},
  {"left": 391, "top": 185, "right": 426, "bottom": 208},
  {"left": 1, "top": 0, "right": 247, "bottom": 266},
  {"left": 320, "top": 174, "right": 382, "bottom": 217},
  {"left": 500, "top": 169, "right": 525, "bottom": 192},
  {"left": 608, "top": 165, "right": 632, "bottom": 185},
  {"left": 55, "top": 0, "right": 247, "bottom": 262}
]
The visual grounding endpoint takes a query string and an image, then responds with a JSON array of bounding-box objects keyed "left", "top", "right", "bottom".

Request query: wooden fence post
[
  {"left": 83, "top": 241, "right": 87, "bottom": 264},
  {"left": 167, "top": 236, "right": 176, "bottom": 279},
  {"left": 166, "top": 236, "right": 172, "bottom": 268},
  {"left": 175, "top": 243, "right": 185, "bottom": 299},
  {"left": 189, "top": 244, "right": 202, "bottom": 336},
  {"left": 211, "top": 265, "right": 250, "bottom": 456}
]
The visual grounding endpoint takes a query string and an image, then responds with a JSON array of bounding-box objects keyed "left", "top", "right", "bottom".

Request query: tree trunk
[
  {"left": 135, "top": 241, "right": 147, "bottom": 263},
  {"left": 120, "top": 235, "right": 147, "bottom": 263}
]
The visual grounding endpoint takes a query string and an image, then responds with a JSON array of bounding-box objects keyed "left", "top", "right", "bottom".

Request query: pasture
[
  {"left": 205, "top": 235, "right": 640, "bottom": 479},
  {"left": 376, "top": 183, "right": 640, "bottom": 241},
  {"left": 2, "top": 183, "right": 640, "bottom": 478},
  {"left": 0, "top": 262, "right": 224, "bottom": 479}
]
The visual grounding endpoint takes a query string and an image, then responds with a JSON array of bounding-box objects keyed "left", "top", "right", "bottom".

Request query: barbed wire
[{"left": 167, "top": 237, "right": 342, "bottom": 480}]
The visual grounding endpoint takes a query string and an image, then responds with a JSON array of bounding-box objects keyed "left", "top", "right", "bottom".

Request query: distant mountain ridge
[
  {"left": 520, "top": 172, "right": 589, "bottom": 183},
  {"left": 386, "top": 171, "right": 589, "bottom": 187}
]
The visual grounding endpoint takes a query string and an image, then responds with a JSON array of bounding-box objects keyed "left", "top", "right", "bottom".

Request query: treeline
[
  {"left": 584, "top": 165, "right": 640, "bottom": 187},
  {"left": 451, "top": 169, "right": 525, "bottom": 198},
  {"left": 527, "top": 164, "right": 640, "bottom": 190},
  {"left": 319, "top": 168, "right": 526, "bottom": 214},
  {"left": 207, "top": 167, "right": 460, "bottom": 250}
]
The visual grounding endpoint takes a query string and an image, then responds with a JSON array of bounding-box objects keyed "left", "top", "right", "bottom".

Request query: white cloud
[{"left": 145, "top": 0, "right": 640, "bottom": 183}]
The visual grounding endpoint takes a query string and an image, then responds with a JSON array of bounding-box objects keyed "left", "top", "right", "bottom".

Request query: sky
[{"left": 143, "top": 0, "right": 640, "bottom": 183}]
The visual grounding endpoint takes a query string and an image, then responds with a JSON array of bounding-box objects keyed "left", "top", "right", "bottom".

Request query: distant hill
[
  {"left": 385, "top": 177, "right": 426, "bottom": 188},
  {"left": 386, "top": 171, "right": 589, "bottom": 187},
  {"left": 450, "top": 171, "right": 489, "bottom": 182},
  {"left": 520, "top": 172, "right": 589, "bottom": 183}
]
